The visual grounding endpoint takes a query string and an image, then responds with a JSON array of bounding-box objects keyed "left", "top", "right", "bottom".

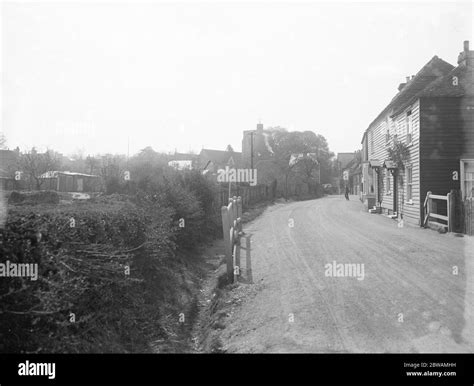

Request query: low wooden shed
[{"left": 39, "top": 171, "right": 101, "bottom": 192}]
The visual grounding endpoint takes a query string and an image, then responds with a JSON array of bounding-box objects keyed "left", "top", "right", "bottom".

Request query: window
[
  {"left": 385, "top": 172, "right": 391, "bottom": 195},
  {"left": 406, "top": 110, "right": 413, "bottom": 144},
  {"left": 461, "top": 160, "right": 474, "bottom": 199},
  {"left": 406, "top": 166, "right": 413, "bottom": 202},
  {"left": 385, "top": 119, "right": 390, "bottom": 144}
]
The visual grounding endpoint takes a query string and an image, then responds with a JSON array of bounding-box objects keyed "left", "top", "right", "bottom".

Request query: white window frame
[
  {"left": 460, "top": 159, "right": 474, "bottom": 199},
  {"left": 406, "top": 165, "right": 413, "bottom": 204},
  {"left": 406, "top": 110, "right": 413, "bottom": 145}
]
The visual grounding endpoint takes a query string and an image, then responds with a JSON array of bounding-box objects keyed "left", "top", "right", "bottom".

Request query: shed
[{"left": 39, "top": 171, "right": 100, "bottom": 192}]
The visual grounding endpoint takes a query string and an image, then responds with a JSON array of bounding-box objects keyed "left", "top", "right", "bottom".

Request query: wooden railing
[{"left": 423, "top": 191, "right": 454, "bottom": 232}]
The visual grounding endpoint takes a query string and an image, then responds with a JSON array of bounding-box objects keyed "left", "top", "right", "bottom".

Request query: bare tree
[{"left": 21, "top": 148, "right": 61, "bottom": 190}]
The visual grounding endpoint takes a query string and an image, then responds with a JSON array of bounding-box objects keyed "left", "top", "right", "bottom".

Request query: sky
[{"left": 1, "top": 1, "right": 473, "bottom": 158}]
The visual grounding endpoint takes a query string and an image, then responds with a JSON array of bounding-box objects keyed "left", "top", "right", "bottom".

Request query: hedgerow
[
  {"left": 0, "top": 167, "right": 222, "bottom": 353},
  {"left": 0, "top": 195, "right": 182, "bottom": 353}
]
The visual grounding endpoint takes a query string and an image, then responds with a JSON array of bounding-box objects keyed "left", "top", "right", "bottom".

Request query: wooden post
[
  {"left": 221, "top": 206, "right": 233, "bottom": 283},
  {"left": 237, "top": 197, "right": 242, "bottom": 233},
  {"left": 234, "top": 243, "right": 240, "bottom": 280},
  {"left": 245, "top": 235, "right": 252, "bottom": 284},
  {"left": 448, "top": 190, "right": 455, "bottom": 233},
  {"left": 233, "top": 196, "right": 237, "bottom": 221},
  {"left": 427, "top": 191, "right": 432, "bottom": 224}
]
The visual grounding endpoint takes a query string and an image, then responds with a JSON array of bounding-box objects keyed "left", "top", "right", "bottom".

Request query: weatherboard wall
[
  {"left": 419, "top": 96, "right": 474, "bottom": 218},
  {"left": 392, "top": 99, "right": 421, "bottom": 225}
]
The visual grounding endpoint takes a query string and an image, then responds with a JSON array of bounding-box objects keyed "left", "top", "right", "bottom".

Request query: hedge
[{"left": 0, "top": 195, "right": 179, "bottom": 353}]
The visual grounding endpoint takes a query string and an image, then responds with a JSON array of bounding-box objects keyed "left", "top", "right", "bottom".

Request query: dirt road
[{"left": 219, "top": 196, "right": 474, "bottom": 353}]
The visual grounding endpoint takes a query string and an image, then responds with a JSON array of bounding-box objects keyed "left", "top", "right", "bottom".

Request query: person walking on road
[{"left": 344, "top": 185, "right": 349, "bottom": 200}]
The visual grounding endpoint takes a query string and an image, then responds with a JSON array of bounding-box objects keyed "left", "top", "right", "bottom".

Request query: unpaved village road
[{"left": 219, "top": 196, "right": 474, "bottom": 353}]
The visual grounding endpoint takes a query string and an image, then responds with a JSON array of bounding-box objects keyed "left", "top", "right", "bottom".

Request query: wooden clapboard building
[{"left": 361, "top": 40, "right": 474, "bottom": 226}]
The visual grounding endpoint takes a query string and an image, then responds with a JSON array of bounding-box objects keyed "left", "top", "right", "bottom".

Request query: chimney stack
[
  {"left": 405, "top": 76, "right": 410, "bottom": 82},
  {"left": 256, "top": 123, "right": 264, "bottom": 132},
  {"left": 457, "top": 40, "right": 473, "bottom": 67}
]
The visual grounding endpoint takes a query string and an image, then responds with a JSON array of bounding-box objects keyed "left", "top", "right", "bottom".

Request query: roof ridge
[{"left": 364, "top": 55, "right": 454, "bottom": 131}]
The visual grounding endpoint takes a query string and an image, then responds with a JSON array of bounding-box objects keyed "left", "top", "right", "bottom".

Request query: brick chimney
[
  {"left": 256, "top": 122, "right": 264, "bottom": 133},
  {"left": 457, "top": 40, "right": 473, "bottom": 67},
  {"left": 398, "top": 76, "right": 411, "bottom": 91}
]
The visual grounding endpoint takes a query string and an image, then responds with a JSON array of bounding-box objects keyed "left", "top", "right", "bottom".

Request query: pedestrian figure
[{"left": 344, "top": 186, "right": 349, "bottom": 200}]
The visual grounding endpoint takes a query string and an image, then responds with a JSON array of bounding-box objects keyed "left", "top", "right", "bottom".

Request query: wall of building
[
  {"left": 419, "top": 96, "right": 474, "bottom": 217},
  {"left": 364, "top": 99, "right": 422, "bottom": 223},
  {"left": 392, "top": 99, "right": 421, "bottom": 224}
]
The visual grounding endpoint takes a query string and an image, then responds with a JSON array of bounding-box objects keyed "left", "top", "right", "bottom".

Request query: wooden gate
[{"left": 422, "top": 191, "right": 454, "bottom": 232}]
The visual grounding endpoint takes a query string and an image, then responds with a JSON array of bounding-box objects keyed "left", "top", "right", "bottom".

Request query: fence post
[
  {"left": 221, "top": 206, "right": 233, "bottom": 283},
  {"left": 447, "top": 192, "right": 452, "bottom": 232},
  {"left": 245, "top": 235, "right": 252, "bottom": 284},
  {"left": 234, "top": 242, "right": 240, "bottom": 280},
  {"left": 237, "top": 196, "right": 242, "bottom": 233},
  {"left": 427, "top": 191, "right": 432, "bottom": 224}
]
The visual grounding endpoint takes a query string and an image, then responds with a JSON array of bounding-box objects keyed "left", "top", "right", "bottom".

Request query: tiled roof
[
  {"left": 337, "top": 153, "right": 355, "bottom": 169},
  {"left": 365, "top": 56, "right": 454, "bottom": 131},
  {"left": 200, "top": 149, "right": 242, "bottom": 165},
  {"left": 391, "top": 64, "right": 474, "bottom": 116}
]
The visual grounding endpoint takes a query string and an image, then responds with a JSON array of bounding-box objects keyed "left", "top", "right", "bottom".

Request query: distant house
[
  {"left": 39, "top": 171, "right": 100, "bottom": 192},
  {"left": 336, "top": 153, "right": 354, "bottom": 171},
  {"left": 342, "top": 155, "right": 362, "bottom": 196},
  {"left": 242, "top": 122, "right": 274, "bottom": 169},
  {"left": 0, "top": 149, "right": 20, "bottom": 190},
  {"left": 361, "top": 41, "right": 474, "bottom": 226},
  {"left": 199, "top": 148, "right": 242, "bottom": 174},
  {"left": 336, "top": 152, "right": 358, "bottom": 194},
  {"left": 167, "top": 152, "right": 198, "bottom": 170}
]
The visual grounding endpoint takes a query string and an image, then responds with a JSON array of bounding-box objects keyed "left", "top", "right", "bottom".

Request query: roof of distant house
[
  {"left": 337, "top": 153, "right": 355, "bottom": 169},
  {"left": 200, "top": 149, "right": 242, "bottom": 165},
  {"left": 39, "top": 171, "right": 99, "bottom": 178}
]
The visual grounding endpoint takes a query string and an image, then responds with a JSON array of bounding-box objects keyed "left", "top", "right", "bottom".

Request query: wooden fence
[
  {"left": 214, "top": 184, "right": 273, "bottom": 210},
  {"left": 422, "top": 190, "right": 474, "bottom": 235},
  {"left": 422, "top": 190, "right": 454, "bottom": 232},
  {"left": 221, "top": 196, "right": 252, "bottom": 283}
]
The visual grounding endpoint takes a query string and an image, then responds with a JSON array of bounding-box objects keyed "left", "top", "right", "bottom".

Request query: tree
[
  {"left": 225, "top": 144, "right": 234, "bottom": 153},
  {"left": 0, "top": 133, "right": 6, "bottom": 149},
  {"left": 21, "top": 148, "right": 61, "bottom": 190},
  {"left": 85, "top": 155, "right": 100, "bottom": 175},
  {"left": 264, "top": 129, "right": 334, "bottom": 198}
]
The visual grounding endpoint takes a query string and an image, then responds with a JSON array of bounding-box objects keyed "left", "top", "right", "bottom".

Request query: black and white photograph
[{"left": 0, "top": 0, "right": 473, "bottom": 384}]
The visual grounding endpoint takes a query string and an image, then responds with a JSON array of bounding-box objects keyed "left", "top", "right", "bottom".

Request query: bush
[
  {"left": 0, "top": 197, "right": 177, "bottom": 353},
  {"left": 7, "top": 190, "right": 59, "bottom": 205}
]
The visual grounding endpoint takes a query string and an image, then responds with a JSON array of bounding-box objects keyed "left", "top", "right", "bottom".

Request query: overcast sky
[{"left": 1, "top": 1, "right": 473, "bottom": 157}]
